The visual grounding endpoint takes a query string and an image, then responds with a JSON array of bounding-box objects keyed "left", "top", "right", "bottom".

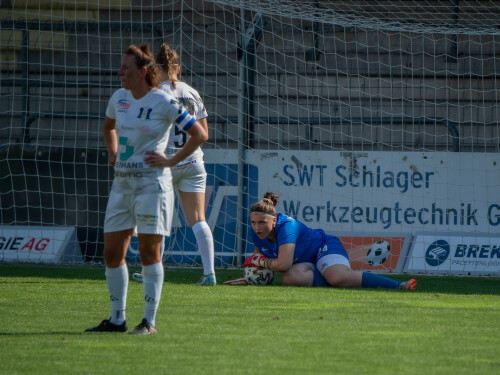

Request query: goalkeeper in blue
[{"left": 245, "top": 192, "right": 417, "bottom": 290}]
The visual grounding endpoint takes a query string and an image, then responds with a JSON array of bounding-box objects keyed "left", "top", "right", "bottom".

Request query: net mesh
[{"left": 1, "top": 1, "right": 499, "bottom": 272}]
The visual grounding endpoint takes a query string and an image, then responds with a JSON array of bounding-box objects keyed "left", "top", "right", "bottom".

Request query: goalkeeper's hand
[
  {"left": 243, "top": 254, "right": 270, "bottom": 269},
  {"left": 242, "top": 255, "right": 257, "bottom": 268}
]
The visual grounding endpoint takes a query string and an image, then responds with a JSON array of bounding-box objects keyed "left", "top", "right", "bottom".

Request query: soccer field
[{"left": 0, "top": 264, "right": 499, "bottom": 375}]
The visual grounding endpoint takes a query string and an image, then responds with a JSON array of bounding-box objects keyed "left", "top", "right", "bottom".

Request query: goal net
[{"left": 1, "top": 1, "right": 499, "bottom": 275}]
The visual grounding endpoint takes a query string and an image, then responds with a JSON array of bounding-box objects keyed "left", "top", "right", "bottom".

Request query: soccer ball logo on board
[{"left": 366, "top": 240, "right": 391, "bottom": 266}]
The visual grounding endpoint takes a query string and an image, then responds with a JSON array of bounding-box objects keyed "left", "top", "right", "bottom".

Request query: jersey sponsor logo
[
  {"left": 172, "top": 159, "right": 197, "bottom": 170},
  {"left": 137, "top": 107, "right": 152, "bottom": 120},
  {"left": 117, "top": 99, "right": 130, "bottom": 111},
  {"left": 138, "top": 125, "right": 151, "bottom": 133},
  {"left": 115, "top": 161, "right": 144, "bottom": 169},
  {"left": 114, "top": 171, "right": 143, "bottom": 178},
  {"left": 136, "top": 214, "right": 158, "bottom": 224},
  {"left": 118, "top": 137, "right": 134, "bottom": 161}
]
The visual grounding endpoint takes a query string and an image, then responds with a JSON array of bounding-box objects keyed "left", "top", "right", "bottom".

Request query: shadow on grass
[
  {"left": 0, "top": 331, "right": 86, "bottom": 336},
  {"left": 0, "top": 263, "right": 110, "bottom": 281},
  {"left": 401, "top": 275, "right": 500, "bottom": 296},
  {"left": 0, "top": 263, "right": 244, "bottom": 284},
  {"left": 1, "top": 264, "right": 499, "bottom": 295}
]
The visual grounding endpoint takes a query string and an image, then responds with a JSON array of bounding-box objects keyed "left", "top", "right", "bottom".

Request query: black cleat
[{"left": 85, "top": 319, "right": 128, "bottom": 332}]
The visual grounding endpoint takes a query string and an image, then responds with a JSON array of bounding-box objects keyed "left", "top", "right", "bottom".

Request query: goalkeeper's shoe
[
  {"left": 196, "top": 273, "right": 216, "bottom": 286},
  {"left": 399, "top": 279, "right": 417, "bottom": 290},
  {"left": 132, "top": 272, "right": 143, "bottom": 283},
  {"left": 85, "top": 319, "right": 128, "bottom": 332},
  {"left": 129, "top": 318, "right": 157, "bottom": 335}
]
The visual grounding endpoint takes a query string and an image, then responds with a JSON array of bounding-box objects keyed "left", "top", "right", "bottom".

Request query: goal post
[{"left": 1, "top": 0, "right": 499, "bottom": 275}]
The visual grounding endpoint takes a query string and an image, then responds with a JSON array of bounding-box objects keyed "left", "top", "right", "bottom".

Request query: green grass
[{"left": 1, "top": 264, "right": 499, "bottom": 375}]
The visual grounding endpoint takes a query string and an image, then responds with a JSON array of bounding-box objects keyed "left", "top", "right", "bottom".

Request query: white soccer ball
[
  {"left": 244, "top": 267, "right": 274, "bottom": 285},
  {"left": 366, "top": 240, "right": 391, "bottom": 266}
]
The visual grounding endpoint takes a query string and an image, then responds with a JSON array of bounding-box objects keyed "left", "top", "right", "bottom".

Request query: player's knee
[
  {"left": 282, "top": 264, "right": 314, "bottom": 287},
  {"left": 323, "top": 264, "right": 353, "bottom": 287},
  {"left": 103, "top": 250, "right": 123, "bottom": 268},
  {"left": 139, "top": 248, "right": 161, "bottom": 265},
  {"left": 326, "top": 275, "right": 344, "bottom": 287},
  {"left": 325, "top": 271, "right": 350, "bottom": 287}
]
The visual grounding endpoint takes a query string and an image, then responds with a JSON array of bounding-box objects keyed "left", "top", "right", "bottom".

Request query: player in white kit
[
  {"left": 85, "top": 44, "right": 208, "bottom": 335},
  {"left": 132, "top": 43, "right": 216, "bottom": 286}
]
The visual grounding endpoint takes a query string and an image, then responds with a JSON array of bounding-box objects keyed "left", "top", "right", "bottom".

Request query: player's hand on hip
[
  {"left": 144, "top": 150, "right": 171, "bottom": 167},
  {"left": 109, "top": 153, "right": 116, "bottom": 167}
]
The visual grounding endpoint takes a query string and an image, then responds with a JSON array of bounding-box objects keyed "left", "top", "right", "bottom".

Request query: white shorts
[
  {"left": 104, "top": 190, "right": 174, "bottom": 236},
  {"left": 316, "top": 254, "right": 351, "bottom": 275},
  {"left": 171, "top": 159, "right": 207, "bottom": 193}
]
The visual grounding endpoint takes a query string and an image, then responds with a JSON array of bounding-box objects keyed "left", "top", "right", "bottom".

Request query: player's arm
[
  {"left": 165, "top": 119, "right": 207, "bottom": 166},
  {"left": 198, "top": 117, "right": 209, "bottom": 141},
  {"left": 103, "top": 117, "right": 117, "bottom": 167},
  {"left": 193, "top": 91, "right": 209, "bottom": 140},
  {"left": 268, "top": 243, "right": 294, "bottom": 272},
  {"left": 144, "top": 119, "right": 207, "bottom": 168},
  {"left": 247, "top": 244, "right": 295, "bottom": 273}
]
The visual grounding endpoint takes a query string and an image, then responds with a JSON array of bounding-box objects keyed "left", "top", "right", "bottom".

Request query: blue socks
[{"left": 361, "top": 272, "right": 401, "bottom": 289}]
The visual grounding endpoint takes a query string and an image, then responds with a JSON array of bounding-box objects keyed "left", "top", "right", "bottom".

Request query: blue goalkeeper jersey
[{"left": 251, "top": 213, "right": 327, "bottom": 264}]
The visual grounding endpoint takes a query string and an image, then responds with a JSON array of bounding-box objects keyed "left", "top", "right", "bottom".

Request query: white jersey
[
  {"left": 160, "top": 81, "right": 207, "bottom": 166},
  {"left": 106, "top": 87, "right": 196, "bottom": 194}
]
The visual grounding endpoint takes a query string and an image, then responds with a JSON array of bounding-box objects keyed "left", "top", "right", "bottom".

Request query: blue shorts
[
  {"left": 315, "top": 236, "right": 351, "bottom": 275},
  {"left": 302, "top": 262, "right": 329, "bottom": 287}
]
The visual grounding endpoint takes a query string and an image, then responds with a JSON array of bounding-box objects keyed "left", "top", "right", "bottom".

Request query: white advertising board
[
  {"left": 0, "top": 226, "right": 82, "bottom": 264},
  {"left": 403, "top": 232, "right": 500, "bottom": 275},
  {"left": 245, "top": 151, "right": 500, "bottom": 235}
]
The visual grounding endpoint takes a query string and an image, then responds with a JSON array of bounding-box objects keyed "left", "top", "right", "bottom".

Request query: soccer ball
[
  {"left": 366, "top": 240, "right": 391, "bottom": 266},
  {"left": 244, "top": 267, "right": 274, "bottom": 285}
]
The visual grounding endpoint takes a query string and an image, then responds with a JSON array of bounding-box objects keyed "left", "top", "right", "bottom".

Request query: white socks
[
  {"left": 142, "top": 262, "right": 164, "bottom": 327},
  {"left": 105, "top": 264, "right": 128, "bottom": 325},
  {"left": 192, "top": 221, "right": 215, "bottom": 275}
]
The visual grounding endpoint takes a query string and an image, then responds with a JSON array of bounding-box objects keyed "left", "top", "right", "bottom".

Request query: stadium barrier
[{"left": 0, "top": 225, "right": 82, "bottom": 264}]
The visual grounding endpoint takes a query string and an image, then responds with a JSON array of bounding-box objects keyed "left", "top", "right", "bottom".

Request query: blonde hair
[
  {"left": 156, "top": 43, "right": 180, "bottom": 89},
  {"left": 124, "top": 43, "right": 160, "bottom": 88},
  {"left": 250, "top": 192, "right": 279, "bottom": 217}
]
